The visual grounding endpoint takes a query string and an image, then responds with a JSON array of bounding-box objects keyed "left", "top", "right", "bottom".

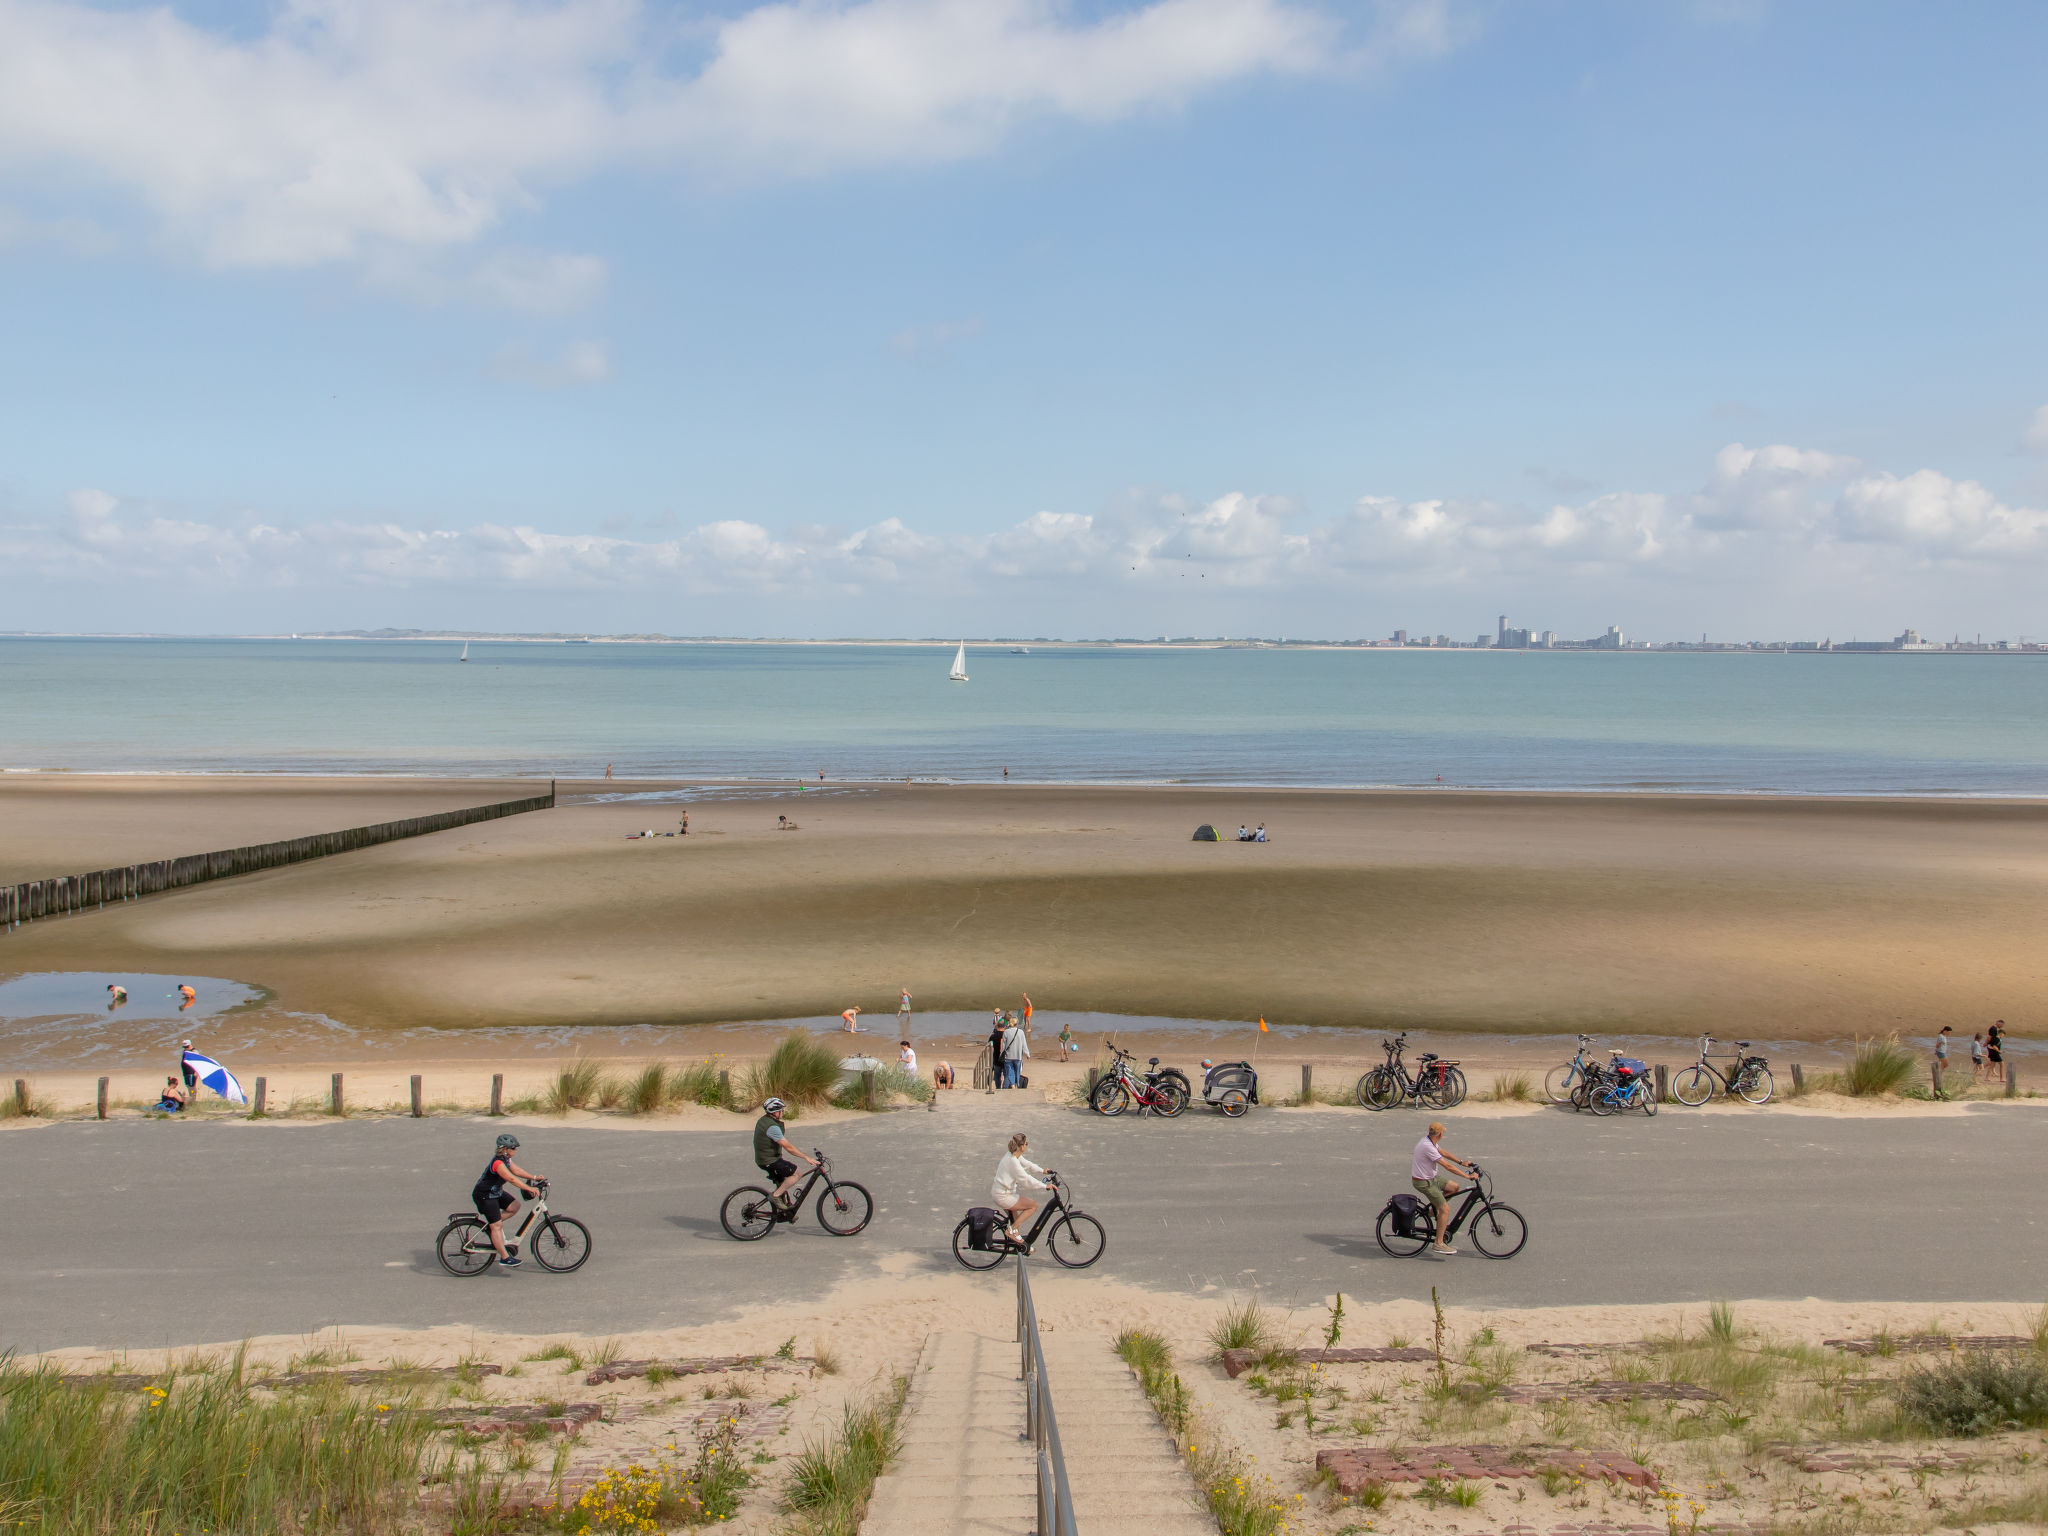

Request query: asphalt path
[{"left": 3, "top": 1096, "right": 2040, "bottom": 1352}]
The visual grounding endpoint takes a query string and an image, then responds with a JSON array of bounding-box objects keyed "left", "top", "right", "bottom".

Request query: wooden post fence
[
  {"left": 862, "top": 1069, "right": 876, "bottom": 1111},
  {"left": 490, "top": 1074, "right": 504, "bottom": 1116},
  {"left": 331, "top": 1072, "right": 345, "bottom": 1116},
  {"left": 1654, "top": 1064, "right": 1669, "bottom": 1103},
  {"left": 1932, "top": 1059, "right": 1945, "bottom": 1099},
  {"left": 1790, "top": 1063, "right": 1805, "bottom": 1093},
  {"left": 1300, "top": 1063, "right": 1313, "bottom": 1103},
  {"left": 2, "top": 786, "right": 555, "bottom": 933},
  {"left": 717, "top": 1069, "right": 730, "bottom": 1106},
  {"left": 12, "top": 1079, "right": 26, "bottom": 1115},
  {"left": 253, "top": 1077, "right": 267, "bottom": 1116},
  {"left": 96, "top": 1076, "right": 109, "bottom": 1120},
  {"left": 410, "top": 1075, "right": 424, "bottom": 1118}
]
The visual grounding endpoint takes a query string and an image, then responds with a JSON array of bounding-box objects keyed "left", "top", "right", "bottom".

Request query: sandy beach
[{"left": 4, "top": 776, "right": 2045, "bottom": 1062}]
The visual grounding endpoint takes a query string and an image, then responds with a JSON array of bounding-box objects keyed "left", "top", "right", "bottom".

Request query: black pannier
[
  {"left": 1385, "top": 1193, "right": 1423, "bottom": 1237},
  {"left": 966, "top": 1206, "right": 1001, "bottom": 1251}
]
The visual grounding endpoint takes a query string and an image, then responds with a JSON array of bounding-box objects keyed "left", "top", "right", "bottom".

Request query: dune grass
[
  {"left": 545, "top": 1057, "right": 610, "bottom": 1114},
  {"left": 621, "top": 1062, "right": 669, "bottom": 1116},
  {"left": 741, "top": 1034, "right": 843, "bottom": 1112},
  {"left": 0, "top": 1080, "right": 37, "bottom": 1119},
  {"left": 0, "top": 1353, "right": 472, "bottom": 1535},
  {"left": 831, "top": 1064, "right": 932, "bottom": 1110},
  {"left": 1209, "top": 1297, "right": 1278, "bottom": 1360},
  {"left": 779, "top": 1377, "right": 906, "bottom": 1536},
  {"left": 666, "top": 1060, "right": 731, "bottom": 1108},
  {"left": 1489, "top": 1071, "right": 1534, "bottom": 1103},
  {"left": 1844, "top": 1035, "right": 1916, "bottom": 1097}
]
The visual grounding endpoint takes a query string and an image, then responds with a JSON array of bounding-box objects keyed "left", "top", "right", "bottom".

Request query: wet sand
[{"left": 3, "top": 776, "right": 2045, "bottom": 1053}]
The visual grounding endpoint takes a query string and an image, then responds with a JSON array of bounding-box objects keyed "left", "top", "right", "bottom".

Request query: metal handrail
[{"left": 1016, "top": 1254, "right": 1081, "bottom": 1536}]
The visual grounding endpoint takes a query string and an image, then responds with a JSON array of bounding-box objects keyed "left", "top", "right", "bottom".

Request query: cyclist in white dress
[{"left": 992, "top": 1132, "right": 1050, "bottom": 1244}]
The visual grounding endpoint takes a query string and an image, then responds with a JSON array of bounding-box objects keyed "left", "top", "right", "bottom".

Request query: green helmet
[{"left": 495, "top": 1132, "right": 520, "bottom": 1150}]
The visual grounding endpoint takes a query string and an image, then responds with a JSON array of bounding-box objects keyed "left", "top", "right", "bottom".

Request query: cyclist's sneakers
[
  {"left": 498, "top": 1255, "right": 523, "bottom": 1268},
  {"left": 1434, "top": 1247, "right": 1457, "bottom": 1257}
]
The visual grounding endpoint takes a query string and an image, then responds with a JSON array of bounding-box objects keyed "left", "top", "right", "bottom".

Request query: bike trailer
[
  {"left": 1614, "top": 1057, "right": 1649, "bottom": 1078},
  {"left": 964, "top": 1207, "right": 1001, "bottom": 1251},
  {"left": 1382, "top": 1193, "right": 1423, "bottom": 1237},
  {"left": 1202, "top": 1059, "right": 1259, "bottom": 1105}
]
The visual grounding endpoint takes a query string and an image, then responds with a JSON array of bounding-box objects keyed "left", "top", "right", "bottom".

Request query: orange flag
[{"left": 1258, "top": 1017, "right": 1269, "bottom": 1032}]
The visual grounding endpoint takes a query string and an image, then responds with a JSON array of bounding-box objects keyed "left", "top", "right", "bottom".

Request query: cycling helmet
[
  {"left": 495, "top": 1132, "right": 520, "bottom": 1150},
  {"left": 762, "top": 1096, "right": 786, "bottom": 1114}
]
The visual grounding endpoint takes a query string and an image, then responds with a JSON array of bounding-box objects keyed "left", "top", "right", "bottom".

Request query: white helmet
[{"left": 763, "top": 1097, "right": 785, "bottom": 1114}]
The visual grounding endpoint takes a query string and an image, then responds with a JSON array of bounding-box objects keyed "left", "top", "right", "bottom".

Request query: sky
[{"left": 1, "top": 0, "right": 2045, "bottom": 641}]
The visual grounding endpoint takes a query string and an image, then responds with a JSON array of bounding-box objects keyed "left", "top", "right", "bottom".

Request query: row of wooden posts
[{"left": 2, "top": 784, "right": 556, "bottom": 931}]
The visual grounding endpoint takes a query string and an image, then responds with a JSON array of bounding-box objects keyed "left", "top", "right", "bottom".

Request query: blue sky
[{"left": 1, "top": 0, "right": 2045, "bottom": 639}]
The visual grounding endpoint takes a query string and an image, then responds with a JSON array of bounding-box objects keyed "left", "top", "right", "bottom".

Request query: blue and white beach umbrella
[{"left": 181, "top": 1049, "right": 247, "bottom": 1105}]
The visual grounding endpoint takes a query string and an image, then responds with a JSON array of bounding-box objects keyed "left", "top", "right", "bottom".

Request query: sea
[{"left": 4, "top": 636, "right": 2048, "bottom": 795}]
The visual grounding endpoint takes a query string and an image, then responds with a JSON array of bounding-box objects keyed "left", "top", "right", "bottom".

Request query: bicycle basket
[{"left": 966, "top": 1207, "right": 1000, "bottom": 1251}]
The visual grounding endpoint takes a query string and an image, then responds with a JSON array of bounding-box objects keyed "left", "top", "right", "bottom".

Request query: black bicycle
[
  {"left": 951, "top": 1172, "right": 1106, "bottom": 1270},
  {"left": 1374, "top": 1164, "right": 1528, "bottom": 1259},
  {"left": 720, "top": 1149, "right": 874, "bottom": 1241},
  {"left": 1356, "top": 1033, "right": 1468, "bottom": 1110},
  {"left": 1670, "top": 1035, "right": 1774, "bottom": 1106},
  {"left": 436, "top": 1179, "right": 592, "bottom": 1276}
]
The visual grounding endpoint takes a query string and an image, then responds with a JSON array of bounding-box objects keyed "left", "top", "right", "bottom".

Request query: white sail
[
  {"left": 460, "top": 642, "right": 469, "bottom": 661},
  {"left": 949, "top": 642, "right": 969, "bottom": 682}
]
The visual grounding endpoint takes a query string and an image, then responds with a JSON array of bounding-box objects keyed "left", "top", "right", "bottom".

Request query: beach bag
[
  {"left": 1615, "top": 1057, "right": 1648, "bottom": 1079},
  {"left": 1017, "top": 1075, "right": 1028, "bottom": 1090},
  {"left": 966, "top": 1208, "right": 1000, "bottom": 1251},
  {"left": 1385, "top": 1194, "right": 1422, "bottom": 1237}
]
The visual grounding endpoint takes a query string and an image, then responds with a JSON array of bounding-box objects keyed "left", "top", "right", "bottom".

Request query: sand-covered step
[
  {"left": 1035, "top": 1333, "right": 1214, "bottom": 1536},
  {"left": 859, "top": 1331, "right": 1034, "bottom": 1536}
]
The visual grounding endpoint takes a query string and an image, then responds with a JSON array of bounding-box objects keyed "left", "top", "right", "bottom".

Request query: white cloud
[
  {"left": 17, "top": 442, "right": 2041, "bottom": 604},
  {"left": 0, "top": 0, "right": 1387, "bottom": 278},
  {"left": 488, "top": 338, "right": 612, "bottom": 387}
]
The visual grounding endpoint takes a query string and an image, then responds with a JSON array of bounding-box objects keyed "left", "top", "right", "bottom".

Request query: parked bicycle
[
  {"left": 1545, "top": 1034, "right": 1601, "bottom": 1103},
  {"left": 720, "top": 1149, "right": 874, "bottom": 1240},
  {"left": 1089, "top": 1047, "right": 1189, "bottom": 1117},
  {"left": 436, "top": 1179, "right": 591, "bottom": 1276},
  {"left": 1374, "top": 1163, "right": 1527, "bottom": 1259},
  {"left": 1670, "top": 1036, "right": 1774, "bottom": 1106},
  {"left": 1356, "top": 1033, "right": 1467, "bottom": 1110},
  {"left": 952, "top": 1172, "right": 1106, "bottom": 1270},
  {"left": 1569, "top": 1052, "right": 1656, "bottom": 1116}
]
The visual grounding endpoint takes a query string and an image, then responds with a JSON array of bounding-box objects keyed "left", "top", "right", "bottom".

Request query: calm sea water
[{"left": 3, "top": 637, "right": 2047, "bottom": 794}]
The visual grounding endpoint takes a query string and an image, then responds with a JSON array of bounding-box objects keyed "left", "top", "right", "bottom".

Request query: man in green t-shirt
[{"left": 753, "top": 1098, "right": 817, "bottom": 1207}]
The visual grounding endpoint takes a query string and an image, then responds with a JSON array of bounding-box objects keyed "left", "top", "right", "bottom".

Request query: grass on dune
[
  {"left": 666, "top": 1060, "right": 731, "bottom": 1108},
  {"left": 1209, "top": 1297, "right": 1278, "bottom": 1360},
  {"left": 741, "top": 1034, "right": 843, "bottom": 1112},
  {"left": 779, "top": 1377, "right": 906, "bottom": 1536},
  {"left": 831, "top": 1064, "right": 931, "bottom": 1110},
  {"left": 1489, "top": 1071, "right": 1534, "bottom": 1102},
  {"left": 0, "top": 1352, "right": 488, "bottom": 1536},
  {"left": 545, "top": 1057, "right": 609, "bottom": 1114},
  {"left": 1843, "top": 1035, "right": 1916, "bottom": 1097},
  {"left": 622, "top": 1062, "right": 669, "bottom": 1115}
]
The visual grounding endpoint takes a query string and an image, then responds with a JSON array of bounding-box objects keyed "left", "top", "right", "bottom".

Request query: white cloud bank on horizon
[
  {"left": 0, "top": 0, "right": 1420, "bottom": 289},
  {"left": 11, "top": 444, "right": 2045, "bottom": 618}
]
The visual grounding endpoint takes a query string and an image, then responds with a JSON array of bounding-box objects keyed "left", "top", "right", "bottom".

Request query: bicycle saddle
[
  {"left": 1148, "top": 1057, "right": 1160, "bottom": 1066},
  {"left": 1735, "top": 1041, "right": 1752, "bottom": 1049},
  {"left": 1417, "top": 1052, "right": 1439, "bottom": 1062}
]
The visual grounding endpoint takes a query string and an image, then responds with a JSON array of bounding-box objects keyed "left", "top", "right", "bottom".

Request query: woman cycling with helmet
[{"left": 474, "top": 1132, "right": 542, "bottom": 1267}]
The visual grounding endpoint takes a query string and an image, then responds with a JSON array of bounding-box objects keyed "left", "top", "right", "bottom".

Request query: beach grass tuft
[
  {"left": 546, "top": 1057, "right": 609, "bottom": 1114},
  {"left": 1489, "top": 1071, "right": 1534, "bottom": 1103},
  {"left": 1843, "top": 1035, "right": 1916, "bottom": 1097},
  {"left": 742, "top": 1034, "right": 843, "bottom": 1111},
  {"left": 666, "top": 1060, "right": 730, "bottom": 1109},
  {"left": 0, "top": 1080, "right": 37, "bottom": 1119},
  {"left": 832, "top": 1064, "right": 931, "bottom": 1110},
  {"left": 1897, "top": 1351, "right": 2048, "bottom": 1436},
  {"left": 623, "top": 1062, "right": 668, "bottom": 1116},
  {"left": 1210, "top": 1297, "right": 1277, "bottom": 1360},
  {"left": 780, "top": 1377, "right": 906, "bottom": 1536}
]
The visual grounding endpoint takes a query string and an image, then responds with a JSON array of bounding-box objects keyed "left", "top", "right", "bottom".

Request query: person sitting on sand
[
  {"left": 992, "top": 1131, "right": 1050, "bottom": 1245},
  {"left": 1236, "top": 824, "right": 1251, "bottom": 841},
  {"left": 155, "top": 1076, "right": 188, "bottom": 1113},
  {"left": 1254, "top": 823, "right": 1268, "bottom": 842}
]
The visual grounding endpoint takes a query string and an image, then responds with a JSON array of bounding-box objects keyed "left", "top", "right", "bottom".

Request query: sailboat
[
  {"left": 459, "top": 642, "right": 469, "bottom": 662},
  {"left": 948, "top": 642, "right": 969, "bottom": 682}
]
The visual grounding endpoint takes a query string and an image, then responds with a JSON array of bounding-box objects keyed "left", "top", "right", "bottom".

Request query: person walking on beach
[
  {"left": 178, "top": 1038, "right": 198, "bottom": 1096},
  {"left": 988, "top": 1009, "right": 1008, "bottom": 1085},
  {"left": 1987, "top": 1021, "right": 2006, "bottom": 1086},
  {"left": 1933, "top": 1026, "right": 1952, "bottom": 1097},
  {"left": 1020, "top": 992, "right": 1033, "bottom": 1033},
  {"left": 1000, "top": 1012, "right": 1030, "bottom": 1089},
  {"left": 605, "top": 764, "right": 613, "bottom": 780},
  {"left": 1970, "top": 1031, "right": 1988, "bottom": 1083},
  {"left": 899, "top": 1040, "right": 917, "bottom": 1077},
  {"left": 678, "top": 812, "right": 689, "bottom": 835},
  {"left": 992, "top": 1132, "right": 1049, "bottom": 1246},
  {"left": 897, "top": 986, "right": 912, "bottom": 1031},
  {"left": 1412, "top": 1122, "right": 1474, "bottom": 1257}
]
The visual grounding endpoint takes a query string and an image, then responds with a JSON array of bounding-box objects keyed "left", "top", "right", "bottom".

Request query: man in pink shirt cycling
[{"left": 1412, "top": 1122, "right": 1475, "bottom": 1256}]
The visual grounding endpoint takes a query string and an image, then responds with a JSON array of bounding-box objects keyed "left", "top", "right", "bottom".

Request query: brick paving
[
  {"left": 1823, "top": 1334, "right": 2031, "bottom": 1356},
  {"left": 1498, "top": 1379, "right": 1721, "bottom": 1403},
  {"left": 1219, "top": 1344, "right": 1439, "bottom": 1378},
  {"left": 1765, "top": 1441, "right": 1982, "bottom": 1473},
  {"left": 1464, "top": 1524, "right": 1769, "bottom": 1535},
  {"left": 584, "top": 1352, "right": 813, "bottom": 1384},
  {"left": 1315, "top": 1443, "right": 1659, "bottom": 1492},
  {"left": 1523, "top": 1342, "right": 1657, "bottom": 1359}
]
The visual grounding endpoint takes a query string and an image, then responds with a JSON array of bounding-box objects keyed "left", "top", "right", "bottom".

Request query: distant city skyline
[{"left": 1, "top": 2, "right": 2043, "bottom": 638}]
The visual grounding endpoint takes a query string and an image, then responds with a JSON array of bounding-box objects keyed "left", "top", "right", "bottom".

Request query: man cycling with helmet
[
  {"left": 474, "top": 1132, "right": 542, "bottom": 1266},
  {"left": 754, "top": 1098, "right": 819, "bottom": 1209}
]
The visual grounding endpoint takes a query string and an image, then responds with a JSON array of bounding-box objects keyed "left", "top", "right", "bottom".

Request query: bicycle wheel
[
  {"left": 1543, "top": 1063, "right": 1580, "bottom": 1104},
  {"left": 1425, "top": 1066, "right": 1467, "bottom": 1109},
  {"left": 531, "top": 1216, "right": 592, "bottom": 1272},
  {"left": 1154, "top": 1080, "right": 1189, "bottom": 1118},
  {"left": 1219, "top": 1087, "right": 1249, "bottom": 1117},
  {"left": 1359, "top": 1068, "right": 1401, "bottom": 1110},
  {"left": 1046, "top": 1212, "right": 1106, "bottom": 1269},
  {"left": 816, "top": 1180, "right": 873, "bottom": 1236},
  {"left": 1158, "top": 1068, "right": 1192, "bottom": 1099},
  {"left": 720, "top": 1186, "right": 776, "bottom": 1241},
  {"left": 951, "top": 1217, "right": 1008, "bottom": 1270},
  {"left": 436, "top": 1218, "right": 496, "bottom": 1277},
  {"left": 1569, "top": 1079, "right": 1594, "bottom": 1113},
  {"left": 1634, "top": 1079, "right": 1658, "bottom": 1117},
  {"left": 1589, "top": 1083, "right": 1620, "bottom": 1116},
  {"left": 1737, "top": 1065, "right": 1774, "bottom": 1105},
  {"left": 1670, "top": 1066, "right": 1715, "bottom": 1106},
  {"left": 1090, "top": 1079, "right": 1130, "bottom": 1116},
  {"left": 1468, "top": 1202, "right": 1528, "bottom": 1259},
  {"left": 1374, "top": 1206, "right": 1430, "bottom": 1257}
]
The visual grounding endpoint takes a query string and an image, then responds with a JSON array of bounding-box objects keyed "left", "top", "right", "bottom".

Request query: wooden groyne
[{"left": 2, "top": 782, "right": 555, "bottom": 931}]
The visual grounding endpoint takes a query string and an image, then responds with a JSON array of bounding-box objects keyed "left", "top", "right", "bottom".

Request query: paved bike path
[{"left": 1, "top": 1096, "right": 2040, "bottom": 1351}]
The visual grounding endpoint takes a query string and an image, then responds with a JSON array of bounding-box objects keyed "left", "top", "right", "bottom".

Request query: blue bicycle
[
  {"left": 1571, "top": 1053, "right": 1656, "bottom": 1117},
  {"left": 1544, "top": 1035, "right": 1600, "bottom": 1104}
]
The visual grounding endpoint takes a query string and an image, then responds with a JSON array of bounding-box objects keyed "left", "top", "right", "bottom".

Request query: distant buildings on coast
[{"left": 1363, "top": 619, "right": 2035, "bottom": 654}]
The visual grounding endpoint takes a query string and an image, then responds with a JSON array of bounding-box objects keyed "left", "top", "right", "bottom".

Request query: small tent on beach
[{"left": 1192, "top": 824, "right": 1219, "bottom": 842}]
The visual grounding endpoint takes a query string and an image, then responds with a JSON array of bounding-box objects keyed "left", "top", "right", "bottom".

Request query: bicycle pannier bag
[
  {"left": 1615, "top": 1057, "right": 1648, "bottom": 1078},
  {"left": 1388, "top": 1193, "right": 1422, "bottom": 1237},
  {"left": 966, "top": 1207, "right": 1000, "bottom": 1251}
]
